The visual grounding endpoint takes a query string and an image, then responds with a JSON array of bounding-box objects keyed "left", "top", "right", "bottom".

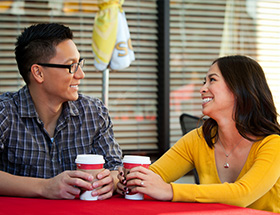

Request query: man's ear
[{"left": 30, "top": 64, "right": 44, "bottom": 83}]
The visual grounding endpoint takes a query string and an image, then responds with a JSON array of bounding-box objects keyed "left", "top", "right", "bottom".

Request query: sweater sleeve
[
  {"left": 150, "top": 128, "right": 202, "bottom": 184},
  {"left": 151, "top": 131, "right": 280, "bottom": 209}
]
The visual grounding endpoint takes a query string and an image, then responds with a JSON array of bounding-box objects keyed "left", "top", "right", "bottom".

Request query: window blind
[
  {"left": 0, "top": 0, "right": 159, "bottom": 153},
  {"left": 169, "top": 0, "right": 280, "bottom": 146},
  {"left": 2, "top": 0, "right": 279, "bottom": 153}
]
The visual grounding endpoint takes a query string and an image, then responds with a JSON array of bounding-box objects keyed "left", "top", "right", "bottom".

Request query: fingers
[
  {"left": 63, "top": 185, "right": 82, "bottom": 199},
  {"left": 119, "top": 166, "right": 149, "bottom": 185},
  {"left": 42, "top": 170, "right": 119, "bottom": 200},
  {"left": 66, "top": 171, "right": 94, "bottom": 191},
  {"left": 96, "top": 169, "right": 110, "bottom": 180},
  {"left": 115, "top": 166, "right": 150, "bottom": 196},
  {"left": 120, "top": 167, "right": 149, "bottom": 196},
  {"left": 92, "top": 181, "right": 114, "bottom": 200},
  {"left": 117, "top": 166, "right": 126, "bottom": 183},
  {"left": 118, "top": 166, "right": 125, "bottom": 176},
  {"left": 91, "top": 169, "right": 115, "bottom": 200},
  {"left": 116, "top": 180, "right": 128, "bottom": 195},
  {"left": 125, "top": 167, "right": 149, "bottom": 182},
  {"left": 125, "top": 178, "right": 146, "bottom": 191},
  {"left": 125, "top": 170, "right": 174, "bottom": 201},
  {"left": 116, "top": 166, "right": 127, "bottom": 195},
  {"left": 41, "top": 171, "right": 91, "bottom": 199},
  {"left": 127, "top": 183, "right": 145, "bottom": 195},
  {"left": 92, "top": 169, "right": 111, "bottom": 188},
  {"left": 67, "top": 170, "right": 94, "bottom": 182},
  {"left": 128, "top": 166, "right": 149, "bottom": 174}
]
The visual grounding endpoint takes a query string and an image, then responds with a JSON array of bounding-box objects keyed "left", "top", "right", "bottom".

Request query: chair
[{"left": 179, "top": 113, "right": 204, "bottom": 184}]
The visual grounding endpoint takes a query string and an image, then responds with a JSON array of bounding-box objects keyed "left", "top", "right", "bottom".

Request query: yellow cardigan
[{"left": 150, "top": 127, "right": 280, "bottom": 213}]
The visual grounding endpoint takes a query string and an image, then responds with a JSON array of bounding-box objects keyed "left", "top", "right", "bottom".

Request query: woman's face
[{"left": 200, "top": 62, "right": 235, "bottom": 120}]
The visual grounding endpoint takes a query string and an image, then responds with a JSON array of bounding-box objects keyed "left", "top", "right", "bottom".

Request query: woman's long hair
[{"left": 202, "top": 55, "right": 280, "bottom": 148}]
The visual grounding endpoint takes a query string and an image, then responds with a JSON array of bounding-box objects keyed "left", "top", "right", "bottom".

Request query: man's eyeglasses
[{"left": 37, "top": 58, "right": 85, "bottom": 74}]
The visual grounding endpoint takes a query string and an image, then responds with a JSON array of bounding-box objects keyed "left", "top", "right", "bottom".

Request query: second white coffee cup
[{"left": 123, "top": 155, "right": 151, "bottom": 200}]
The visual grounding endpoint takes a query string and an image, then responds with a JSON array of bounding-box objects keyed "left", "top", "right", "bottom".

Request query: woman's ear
[{"left": 30, "top": 64, "right": 44, "bottom": 83}]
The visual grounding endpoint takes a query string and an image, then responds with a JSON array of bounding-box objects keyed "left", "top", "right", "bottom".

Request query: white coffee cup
[
  {"left": 75, "top": 154, "right": 105, "bottom": 201},
  {"left": 123, "top": 155, "right": 151, "bottom": 200}
]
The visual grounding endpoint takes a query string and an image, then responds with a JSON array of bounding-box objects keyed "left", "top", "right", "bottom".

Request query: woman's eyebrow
[
  {"left": 204, "top": 72, "right": 219, "bottom": 82},
  {"left": 208, "top": 73, "right": 219, "bottom": 78}
]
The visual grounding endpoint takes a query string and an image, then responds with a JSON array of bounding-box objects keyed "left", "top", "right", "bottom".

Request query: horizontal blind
[
  {"left": 0, "top": 0, "right": 159, "bottom": 153},
  {"left": 169, "top": 0, "right": 280, "bottom": 146},
  {"left": 254, "top": 1, "right": 280, "bottom": 120}
]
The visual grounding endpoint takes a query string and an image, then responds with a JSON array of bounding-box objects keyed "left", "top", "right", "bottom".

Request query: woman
[{"left": 117, "top": 55, "right": 280, "bottom": 213}]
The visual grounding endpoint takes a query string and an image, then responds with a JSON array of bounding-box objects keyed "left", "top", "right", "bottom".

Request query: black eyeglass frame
[{"left": 37, "top": 58, "right": 85, "bottom": 74}]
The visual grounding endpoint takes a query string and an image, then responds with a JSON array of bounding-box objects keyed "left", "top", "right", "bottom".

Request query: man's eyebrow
[{"left": 63, "top": 57, "right": 81, "bottom": 64}]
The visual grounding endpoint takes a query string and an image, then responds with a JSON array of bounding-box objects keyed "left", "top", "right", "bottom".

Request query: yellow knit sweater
[{"left": 150, "top": 127, "right": 280, "bottom": 213}]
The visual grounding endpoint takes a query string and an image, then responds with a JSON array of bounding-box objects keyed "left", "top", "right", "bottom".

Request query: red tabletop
[{"left": 0, "top": 195, "right": 277, "bottom": 215}]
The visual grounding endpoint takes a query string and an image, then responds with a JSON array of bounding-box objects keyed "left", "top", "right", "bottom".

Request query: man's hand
[
  {"left": 40, "top": 170, "right": 94, "bottom": 199},
  {"left": 90, "top": 169, "right": 118, "bottom": 200}
]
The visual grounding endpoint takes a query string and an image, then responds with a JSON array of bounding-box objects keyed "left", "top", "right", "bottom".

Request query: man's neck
[{"left": 28, "top": 86, "right": 63, "bottom": 137}]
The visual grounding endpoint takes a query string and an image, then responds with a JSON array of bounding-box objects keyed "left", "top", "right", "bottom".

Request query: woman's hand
[
  {"left": 122, "top": 166, "right": 173, "bottom": 201},
  {"left": 116, "top": 166, "right": 128, "bottom": 195}
]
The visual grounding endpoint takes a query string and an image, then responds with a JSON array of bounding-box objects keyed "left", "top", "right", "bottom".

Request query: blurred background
[{"left": 1, "top": 0, "right": 280, "bottom": 160}]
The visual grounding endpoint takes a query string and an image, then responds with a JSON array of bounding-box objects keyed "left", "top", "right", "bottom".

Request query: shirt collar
[
  {"left": 63, "top": 100, "right": 80, "bottom": 117},
  {"left": 18, "top": 86, "right": 38, "bottom": 118}
]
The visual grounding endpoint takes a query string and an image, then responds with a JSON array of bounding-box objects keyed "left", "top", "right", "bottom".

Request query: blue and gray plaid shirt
[{"left": 0, "top": 86, "right": 122, "bottom": 178}]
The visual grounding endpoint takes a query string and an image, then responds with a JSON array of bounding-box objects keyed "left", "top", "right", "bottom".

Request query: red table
[{"left": 0, "top": 195, "right": 277, "bottom": 215}]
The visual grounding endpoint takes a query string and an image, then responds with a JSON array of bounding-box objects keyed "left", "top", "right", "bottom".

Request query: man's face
[{"left": 40, "top": 39, "right": 85, "bottom": 104}]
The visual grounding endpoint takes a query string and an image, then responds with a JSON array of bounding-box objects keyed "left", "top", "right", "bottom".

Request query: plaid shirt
[{"left": 0, "top": 86, "right": 122, "bottom": 178}]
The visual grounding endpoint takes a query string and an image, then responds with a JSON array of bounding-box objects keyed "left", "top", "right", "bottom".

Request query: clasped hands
[
  {"left": 40, "top": 169, "right": 114, "bottom": 200},
  {"left": 116, "top": 166, "right": 173, "bottom": 201}
]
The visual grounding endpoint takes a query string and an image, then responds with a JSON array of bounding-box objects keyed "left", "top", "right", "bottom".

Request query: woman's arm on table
[{"left": 129, "top": 135, "right": 280, "bottom": 208}]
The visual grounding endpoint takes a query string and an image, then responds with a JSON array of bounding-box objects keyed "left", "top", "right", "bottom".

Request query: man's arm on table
[{"left": 0, "top": 170, "right": 94, "bottom": 199}]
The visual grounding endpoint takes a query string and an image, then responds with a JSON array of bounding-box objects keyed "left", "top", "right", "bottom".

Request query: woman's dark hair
[
  {"left": 15, "top": 23, "right": 73, "bottom": 85},
  {"left": 202, "top": 55, "right": 280, "bottom": 148}
]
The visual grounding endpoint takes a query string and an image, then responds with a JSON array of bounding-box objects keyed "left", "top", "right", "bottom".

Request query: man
[{"left": 0, "top": 23, "right": 122, "bottom": 200}]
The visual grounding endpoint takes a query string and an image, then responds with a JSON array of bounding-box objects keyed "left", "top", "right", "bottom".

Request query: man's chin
[{"left": 67, "top": 94, "right": 79, "bottom": 101}]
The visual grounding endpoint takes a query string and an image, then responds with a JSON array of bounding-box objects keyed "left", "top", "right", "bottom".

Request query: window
[
  {"left": 169, "top": 0, "right": 280, "bottom": 146},
  {"left": 1, "top": 0, "right": 279, "bottom": 153},
  {"left": 0, "top": 0, "right": 159, "bottom": 153}
]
